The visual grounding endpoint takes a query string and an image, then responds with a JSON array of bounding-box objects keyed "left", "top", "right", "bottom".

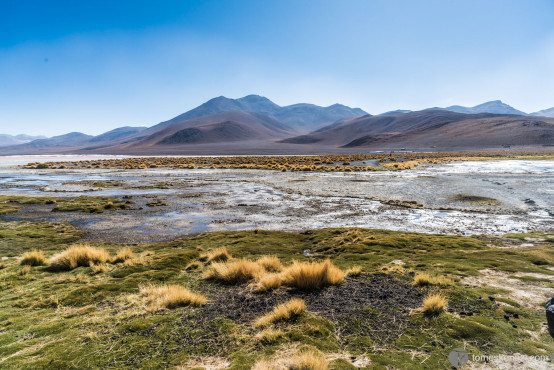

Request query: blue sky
[{"left": 1, "top": 0, "right": 554, "bottom": 136}]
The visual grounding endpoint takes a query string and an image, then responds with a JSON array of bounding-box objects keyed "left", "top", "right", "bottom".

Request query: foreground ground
[{"left": 0, "top": 220, "right": 552, "bottom": 369}]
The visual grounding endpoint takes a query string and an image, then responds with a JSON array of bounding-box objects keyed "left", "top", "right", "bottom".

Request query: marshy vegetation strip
[
  {"left": 21, "top": 151, "right": 554, "bottom": 172},
  {"left": 0, "top": 195, "right": 133, "bottom": 214},
  {"left": 0, "top": 224, "right": 552, "bottom": 368}
]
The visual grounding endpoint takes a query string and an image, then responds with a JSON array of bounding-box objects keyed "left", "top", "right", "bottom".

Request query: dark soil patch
[{"left": 197, "top": 273, "right": 423, "bottom": 345}]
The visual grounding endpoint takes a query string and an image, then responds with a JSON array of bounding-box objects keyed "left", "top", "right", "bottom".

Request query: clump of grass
[
  {"left": 255, "top": 298, "right": 306, "bottom": 327},
  {"left": 254, "top": 272, "right": 283, "bottom": 292},
  {"left": 48, "top": 245, "right": 111, "bottom": 271},
  {"left": 205, "top": 259, "right": 263, "bottom": 284},
  {"left": 422, "top": 294, "right": 447, "bottom": 317},
  {"left": 256, "top": 255, "right": 282, "bottom": 272},
  {"left": 345, "top": 265, "right": 362, "bottom": 276},
  {"left": 200, "top": 247, "right": 232, "bottom": 264},
  {"left": 19, "top": 265, "right": 31, "bottom": 276},
  {"left": 90, "top": 264, "right": 108, "bottom": 274},
  {"left": 255, "top": 328, "right": 285, "bottom": 345},
  {"left": 111, "top": 248, "right": 136, "bottom": 264},
  {"left": 139, "top": 284, "right": 206, "bottom": 311},
  {"left": 253, "top": 349, "right": 327, "bottom": 370},
  {"left": 20, "top": 250, "right": 47, "bottom": 266},
  {"left": 412, "top": 272, "right": 452, "bottom": 287},
  {"left": 281, "top": 259, "right": 344, "bottom": 290},
  {"left": 525, "top": 250, "right": 553, "bottom": 266},
  {"left": 185, "top": 261, "right": 202, "bottom": 271}
]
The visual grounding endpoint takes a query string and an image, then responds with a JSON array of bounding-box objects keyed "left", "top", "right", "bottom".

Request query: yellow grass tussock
[
  {"left": 90, "top": 264, "right": 108, "bottom": 274},
  {"left": 253, "top": 349, "right": 328, "bottom": 370},
  {"left": 255, "top": 298, "right": 306, "bottom": 327},
  {"left": 19, "top": 265, "right": 31, "bottom": 276},
  {"left": 254, "top": 272, "right": 284, "bottom": 292},
  {"left": 422, "top": 294, "right": 447, "bottom": 317},
  {"left": 20, "top": 250, "right": 47, "bottom": 266},
  {"left": 281, "top": 259, "right": 344, "bottom": 290},
  {"left": 345, "top": 266, "right": 362, "bottom": 276},
  {"left": 413, "top": 273, "right": 452, "bottom": 287},
  {"left": 200, "top": 247, "right": 232, "bottom": 264},
  {"left": 256, "top": 255, "right": 283, "bottom": 272},
  {"left": 139, "top": 284, "right": 206, "bottom": 311},
  {"left": 255, "top": 329, "right": 285, "bottom": 345},
  {"left": 49, "top": 245, "right": 111, "bottom": 271},
  {"left": 111, "top": 248, "right": 136, "bottom": 264},
  {"left": 205, "top": 259, "right": 263, "bottom": 283},
  {"left": 185, "top": 261, "right": 202, "bottom": 271}
]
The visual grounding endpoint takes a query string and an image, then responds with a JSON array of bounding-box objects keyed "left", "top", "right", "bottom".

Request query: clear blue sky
[{"left": 1, "top": 0, "right": 553, "bottom": 136}]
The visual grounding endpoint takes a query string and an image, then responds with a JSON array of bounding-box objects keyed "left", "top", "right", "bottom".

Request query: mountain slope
[
  {"left": 87, "top": 127, "right": 146, "bottom": 143},
  {"left": 0, "top": 134, "right": 46, "bottom": 147},
  {"left": 531, "top": 107, "right": 554, "bottom": 118},
  {"left": 436, "top": 100, "right": 527, "bottom": 115},
  {"left": 282, "top": 110, "right": 554, "bottom": 149},
  {"left": 151, "top": 95, "right": 367, "bottom": 133},
  {"left": 125, "top": 110, "right": 294, "bottom": 148}
]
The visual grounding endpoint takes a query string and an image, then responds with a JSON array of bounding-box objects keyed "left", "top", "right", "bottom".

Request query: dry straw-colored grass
[
  {"left": 90, "top": 264, "right": 108, "bottom": 274},
  {"left": 254, "top": 272, "right": 284, "bottom": 292},
  {"left": 20, "top": 250, "right": 47, "bottom": 266},
  {"left": 185, "top": 261, "right": 202, "bottom": 271},
  {"left": 255, "top": 298, "right": 306, "bottom": 327},
  {"left": 139, "top": 284, "right": 206, "bottom": 311},
  {"left": 412, "top": 273, "right": 452, "bottom": 287},
  {"left": 19, "top": 265, "right": 31, "bottom": 276},
  {"left": 422, "top": 294, "right": 448, "bottom": 317},
  {"left": 200, "top": 247, "right": 232, "bottom": 264},
  {"left": 255, "top": 329, "right": 285, "bottom": 344},
  {"left": 205, "top": 259, "right": 263, "bottom": 284},
  {"left": 345, "top": 266, "right": 362, "bottom": 276},
  {"left": 256, "top": 255, "right": 283, "bottom": 272},
  {"left": 253, "top": 349, "right": 328, "bottom": 370},
  {"left": 49, "top": 245, "right": 111, "bottom": 271},
  {"left": 280, "top": 259, "right": 344, "bottom": 290},
  {"left": 111, "top": 248, "right": 136, "bottom": 264}
]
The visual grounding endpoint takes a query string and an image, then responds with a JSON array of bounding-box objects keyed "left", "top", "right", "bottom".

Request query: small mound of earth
[{"left": 198, "top": 274, "right": 423, "bottom": 344}]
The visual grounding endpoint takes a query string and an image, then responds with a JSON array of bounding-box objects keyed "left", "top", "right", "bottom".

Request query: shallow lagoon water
[{"left": 0, "top": 157, "right": 553, "bottom": 243}]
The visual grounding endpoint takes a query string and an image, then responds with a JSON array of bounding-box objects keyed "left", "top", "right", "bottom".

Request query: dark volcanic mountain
[{"left": 282, "top": 110, "right": 554, "bottom": 149}]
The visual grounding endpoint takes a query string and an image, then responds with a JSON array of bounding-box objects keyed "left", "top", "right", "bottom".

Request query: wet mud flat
[{"left": 0, "top": 160, "right": 553, "bottom": 243}]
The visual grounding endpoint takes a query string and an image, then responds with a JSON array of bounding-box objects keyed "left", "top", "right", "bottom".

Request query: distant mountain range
[
  {"left": 0, "top": 134, "right": 46, "bottom": 147},
  {"left": 0, "top": 96, "right": 553, "bottom": 155},
  {"left": 387, "top": 100, "right": 554, "bottom": 117},
  {"left": 282, "top": 110, "right": 554, "bottom": 150}
]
